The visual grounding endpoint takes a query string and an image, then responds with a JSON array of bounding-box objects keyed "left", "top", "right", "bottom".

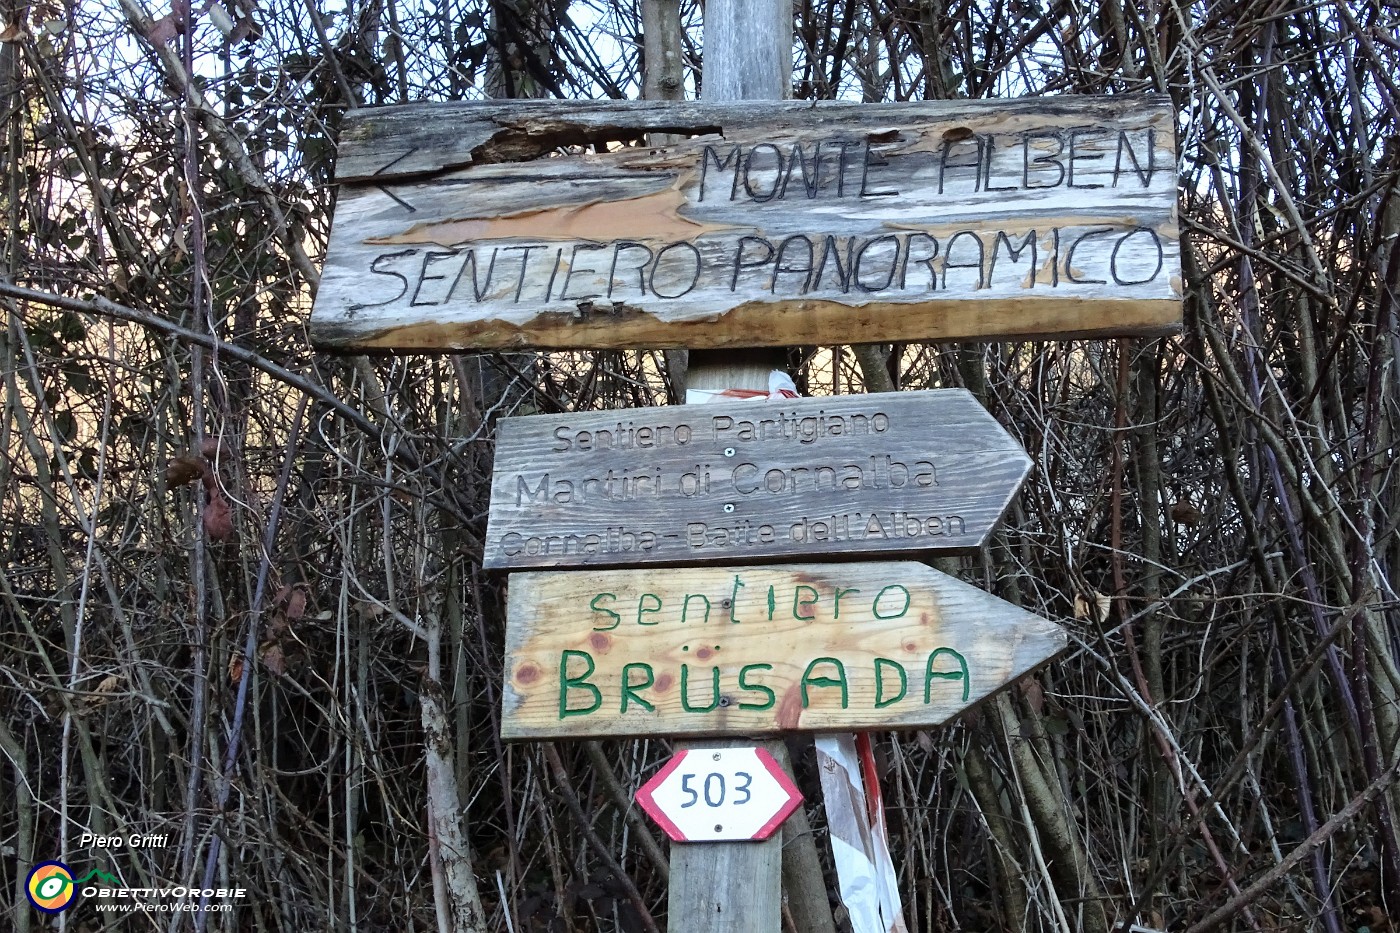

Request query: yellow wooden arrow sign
[{"left": 501, "top": 561, "right": 1066, "bottom": 740}]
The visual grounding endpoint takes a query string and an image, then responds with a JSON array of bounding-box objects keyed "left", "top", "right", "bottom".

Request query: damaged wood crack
[{"left": 467, "top": 118, "right": 724, "bottom": 165}]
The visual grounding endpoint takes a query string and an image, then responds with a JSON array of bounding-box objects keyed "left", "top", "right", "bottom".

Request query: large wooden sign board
[
  {"left": 310, "top": 96, "right": 1180, "bottom": 351},
  {"left": 483, "top": 389, "right": 1031, "bottom": 570},
  {"left": 500, "top": 562, "right": 1067, "bottom": 739}
]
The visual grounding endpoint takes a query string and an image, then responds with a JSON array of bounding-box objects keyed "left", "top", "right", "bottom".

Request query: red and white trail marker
[{"left": 636, "top": 747, "right": 802, "bottom": 843}]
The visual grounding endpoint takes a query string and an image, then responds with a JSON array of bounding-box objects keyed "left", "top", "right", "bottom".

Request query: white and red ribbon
[{"left": 816, "top": 734, "right": 908, "bottom": 933}]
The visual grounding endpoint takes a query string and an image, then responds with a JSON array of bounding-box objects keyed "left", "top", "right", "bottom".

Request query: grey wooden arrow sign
[{"left": 484, "top": 389, "right": 1031, "bottom": 570}]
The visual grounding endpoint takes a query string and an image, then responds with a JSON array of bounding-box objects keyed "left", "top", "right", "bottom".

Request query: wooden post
[
  {"left": 682, "top": 0, "right": 791, "bottom": 398},
  {"left": 681, "top": 0, "right": 792, "bottom": 410},
  {"left": 698, "top": 0, "right": 791, "bottom": 101},
  {"left": 671, "top": 1, "right": 792, "bottom": 929}
]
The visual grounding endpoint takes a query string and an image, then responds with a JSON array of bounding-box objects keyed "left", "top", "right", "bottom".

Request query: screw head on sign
[
  {"left": 723, "top": 503, "right": 735, "bottom": 513},
  {"left": 724, "top": 447, "right": 736, "bottom": 457},
  {"left": 712, "top": 753, "right": 721, "bottom": 761}
]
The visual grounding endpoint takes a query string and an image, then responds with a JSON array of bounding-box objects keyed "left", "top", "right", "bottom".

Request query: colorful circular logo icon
[{"left": 27, "top": 861, "right": 76, "bottom": 913}]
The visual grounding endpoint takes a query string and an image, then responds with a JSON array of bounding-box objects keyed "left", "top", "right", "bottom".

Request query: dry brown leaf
[
  {"left": 1020, "top": 676, "right": 1045, "bottom": 714},
  {"left": 261, "top": 643, "right": 286, "bottom": 676},
  {"left": 1095, "top": 592, "right": 1112, "bottom": 623},
  {"left": 229, "top": 17, "right": 260, "bottom": 44},
  {"left": 1171, "top": 498, "right": 1202, "bottom": 526},
  {"left": 86, "top": 674, "right": 123, "bottom": 709},
  {"left": 145, "top": 12, "right": 180, "bottom": 46},
  {"left": 264, "top": 613, "right": 288, "bottom": 639},
  {"left": 0, "top": 22, "right": 22, "bottom": 41},
  {"left": 165, "top": 455, "right": 208, "bottom": 488},
  {"left": 202, "top": 490, "right": 234, "bottom": 540},
  {"left": 228, "top": 654, "right": 244, "bottom": 683},
  {"left": 1074, "top": 592, "right": 1112, "bottom": 622}
]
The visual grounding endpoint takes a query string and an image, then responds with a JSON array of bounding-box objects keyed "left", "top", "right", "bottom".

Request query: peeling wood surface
[
  {"left": 483, "top": 389, "right": 1032, "bottom": 570},
  {"left": 500, "top": 562, "right": 1068, "bottom": 739},
  {"left": 331, "top": 97, "right": 1167, "bottom": 183},
  {"left": 312, "top": 97, "right": 1181, "bottom": 351}
]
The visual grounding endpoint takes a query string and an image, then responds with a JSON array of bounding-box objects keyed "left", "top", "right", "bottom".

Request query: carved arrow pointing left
[{"left": 372, "top": 147, "right": 419, "bottom": 212}]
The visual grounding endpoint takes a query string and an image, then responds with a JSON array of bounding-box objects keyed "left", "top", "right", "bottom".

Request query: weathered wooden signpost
[
  {"left": 310, "top": 96, "right": 1179, "bottom": 352},
  {"left": 310, "top": 5, "right": 1180, "bottom": 929}
]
